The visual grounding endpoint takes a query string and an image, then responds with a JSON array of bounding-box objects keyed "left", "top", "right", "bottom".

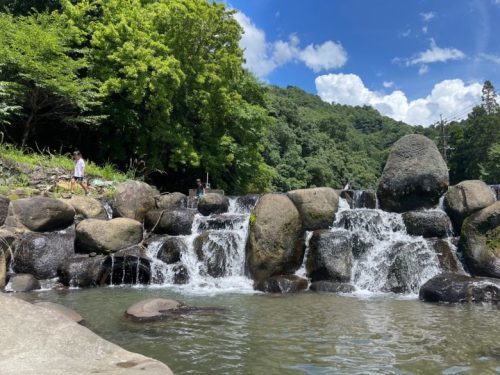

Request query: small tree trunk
[{"left": 21, "top": 113, "right": 34, "bottom": 148}]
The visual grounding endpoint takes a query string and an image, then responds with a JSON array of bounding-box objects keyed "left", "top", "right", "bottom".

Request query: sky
[{"left": 223, "top": 0, "right": 500, "bottom": 126}]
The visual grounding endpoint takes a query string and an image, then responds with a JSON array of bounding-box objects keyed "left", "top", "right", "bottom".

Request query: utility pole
[{"left": 439, "top": 114, "right": 448, "bottom": 163}]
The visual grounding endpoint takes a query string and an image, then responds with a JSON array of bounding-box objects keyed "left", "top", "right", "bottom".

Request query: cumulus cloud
[
  {"left": 420, "top": 12, "right": 436, "bottom": 22},
  {"left": 315, "top": 73, "right": 482, "bottom": 126},
  {"left": 234, "top": 12, "right": 347, "bottom": 78},
  {"left": 383, "top": 81, "right": 394, "bottom": 88}
]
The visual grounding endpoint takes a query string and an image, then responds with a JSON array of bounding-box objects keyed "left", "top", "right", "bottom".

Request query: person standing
[
  {"left": 71, "top": 150, "right": 89, "bottom": 195},
  {"left": 195, "top": 178, "right": 205, "bottom": 197}
]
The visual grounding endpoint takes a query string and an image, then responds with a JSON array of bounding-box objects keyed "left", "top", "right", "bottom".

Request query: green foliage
[{"left": 480, "top": 143, "right": 500, "bottom": 183}]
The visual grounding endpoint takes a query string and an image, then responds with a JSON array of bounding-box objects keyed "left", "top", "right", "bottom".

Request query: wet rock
[
  {"left": 444, "top": 180, "right": 496, "bottom": 231},
  {"left": 402, "top": 210, "right": 452, "bottom": 238},
  {"left": 156, "top": 192, "right": 187, "bottom": 210},
  {"left": 0, "top": 195, "right": 9, "bottom": 226},
  {"left": 198, "top": 193, "right": 229, "bottom": 216},
  {"left": 419, "top": 273, "right": 500, "bottom": 303},
  {"left": 198, "top": 214, "right": 247, "bottom": 231},
  {"left": 157, "top": 237, "right": 186, "bottom": 264},
  {"left": 8, "top": 273, "right": 40, "bottom": 292},
  {"left": 75, "top": 218, "right": 143, "bottom": 254},
  {"left": 309, "top": 281, "right": 355, "bottom": 293},
  {"left": 427, "top": 238, "right": 460, "bottom": 273},
  {"left": 460, "top": 202, "right": 500, "bottom": 278},
  {"left": 60, "top": 196, "right": 107, "bottom": 220},
  {"left": 246, "top": 193, "right": 304, "bottom": 281},
  {"left": 287, "top": 187, "right": 339, "bottom": 230},
  {"left": 377, "top": 134, "right": 449, "bottom": 212},
  {"left": 100, "top": 248, "right": 150, "bottom": 286},
  {"left": 124, "top": 298, "right": 187, "bottom": 322},
  {"left": 35, "top": 301, "right": 85, "bottom": 325},
  {"left": 144, "top": 209, "right": 195, "bottom": 235},
  {"left": 306, "top": 229, "right": 353, "bottom": 282},
  {"left": 173, "top": 264, "right": 189, "bottom": 284},
  {"left": 5, "top": 197, "right": 75, "bottom": 232},
  {"left": 235, "top": 194, "right": 260, "bottom": 211},
  {"left": 337, "top": 209, "right": 405, "bottom": 240},
  {"left": 13, "top": 227, "right": 75, "bottom": 279},
  {"left": 339, "top": 190, "right": 355, "bottom": 208},
  {"left": 194, "top": 231, "right": 238, "bottom": 278},
  {"left": 58, "top": 255, "right": 106, "bottom": 287},
  {"left": 113, "top": 181, "right": 157, "bottom": 222},
  {"left": 360, "top": 190, "right": 377, "bottom": 209},
  {"left": 0, "top": 229, "right": 18, "bottom": 289},
  {"left": 254, "top": 275, "right": 308, "bottom": 293}
]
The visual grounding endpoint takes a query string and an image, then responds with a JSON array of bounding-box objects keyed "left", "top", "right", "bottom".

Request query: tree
[{"left": 482, "top": 80, "right": 499, "bottom": 115}]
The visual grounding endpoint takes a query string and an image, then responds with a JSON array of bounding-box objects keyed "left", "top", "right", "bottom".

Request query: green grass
[{"left": 0, "top": 143, "right": 127, "bottom": 181}]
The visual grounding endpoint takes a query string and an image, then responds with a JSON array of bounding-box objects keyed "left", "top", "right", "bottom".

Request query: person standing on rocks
[
  {"left": 195, "top": 178, "right": 205, "bottom": 197},
  {"left": 71, "top": 150, "right": 89, "bottom": 195}
]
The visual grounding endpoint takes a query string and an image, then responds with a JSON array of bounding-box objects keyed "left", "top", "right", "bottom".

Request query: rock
[
  {"left": 13, "top": 227, "right": 75, "bottom": 279},
  {"left": 156, "top": 192, "right": 187, "bottom": 209},
  {"left": 287, "top": 187, "right": 339, "bottom": 230},
  {"left": 0, "top": 294, "right": 173, "bottom": 374},
  {"left": 124, "top": 298, "right": 186, "bottom": 322},
  {"left": 427, "top": 239, "right": 461, "bottom": 273},
  {"left": 34, "top": 302, "right": 84, "bottom": 325},
  {"left": 100, "top": 247, "right": 151, "bottom": 285},
  {"left": 75, "top": 218, "right": 143, "bottom": 254},
  {"left": 402, "top": 210, "right": 452, "bottom": 238},
  {"left": 173, "top": 264, "right": 189, "bottom": 284},
  {"left": 339, "top": 190, "right": 355, "bottom": 208},
  {"left": 194, "top": 231, "right": 237, "bottom": 278},
  {"left": 5, "top": 197, "right": 75, "bottom": 232},
  {"left": 58, "top": 255, "right": 106, "bottom": 287},
  {"left": 197, "top": 193, "right": 229, "bottom": 216},
  {"left": 444, "top": 180, "right": 496, "bottom": 231},
  {"left": 8, "top": 273, "right": 40, "bottom": 292},
  {"left": 306, "top": 229, "right": 353, "bottom": 282},
  {"left": 60, "top": 196, "right": 107, "bottom": 219},
  {"left": 0, "top": 195, "right": 9, "bottom": 226},
  {"left": 198, "top": 214, "right": 247, "bottom": 231},
  {"left": 157, "top": 237, "right": 186, "bottom": 264},
  {"left": 144, "top": 209, "right": 195, "bottom": 235},
  {"left": 377, "top": 134, "right": 449, "bottom": 212},
  {"left": 234, "top": 194, "right": 260, "bottom": 211},
  {"left": 460, "top": 202, "right": 500, "bottom": 278},
  {"left": 254, "top": 275, "right": 308, "bottom": 293},
  {"left": 246, "top": 194, "right": 304, "bottom": 281},
  {"left": 419, "top": 273, "right": 500, "bottom": 303},
  {"left": 113, "top": 181, "right": 157, "bottom": 222},
  {"left": 309, "top": 281, "right": 355, "bottom": 293},
  {"left": 0, "top": 229, "right": 17, "bottom": 289}
]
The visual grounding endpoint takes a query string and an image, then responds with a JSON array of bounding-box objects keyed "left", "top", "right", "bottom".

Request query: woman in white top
[{"left": 71, "top": 150, "right": 89, "bottom": 195}]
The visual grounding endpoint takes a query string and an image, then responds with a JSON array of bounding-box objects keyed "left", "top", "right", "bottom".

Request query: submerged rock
[
  {"left": 124, "top": 298, "right": 187, "bottom": 322},
  {"left": 5, "top": 197, "right": 75, "bottom": 232},
  {"left": 8, "top": 273, "right": 40, "bottom": 292},
  {"left": 173, "top": 264, "right": 189, "bottom": 284},
  {"left": 198, "top": 193, "right": 229, "bottom": 216},
  {"left": 60, "top": 196, "right": 107, "bottom": 220},
  {"left": 306, "top": 229, "right": 353, "bottom": 282},
  {"left": 377, "top": 134, "right": 449, "bottom": 212},
  {"left": 420, "top": 273, "right": 500, "bottom": 303},
  {"left": 287, "top": 187, "right": 339, "bottom": 230},
  {"left": 402, "top": 210, "right": 452, "bottom": 238},
  {"left": 35, "top": 301, "right": 85, "bottom": 325},
  {"left": 156, "top": 192, "right": 187, "bottom": 210},
  {"left": 0, "top": 195, "right": 9, "bottom": 226},
  {"left": 113, "top": 181, "right": 157, "bottom": 222},
  {"left": 254, "top": 275, "right": 308, "bottom": 293},
  {"left": 444, "top": 180, "right": 496, "bottom": 231},
  {"left": 246, "top": 193, "right": 304, "bottom": 281},
  {"left": 309, "top": 281, "right": 355, "bottom": 293},
  {"left": 144, "top": 209, "right": 195, "bottom": 235}
]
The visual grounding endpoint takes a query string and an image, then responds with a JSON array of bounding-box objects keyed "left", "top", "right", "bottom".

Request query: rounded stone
[
  {"left": 124, "top": 298, "right": 184, "bottom": 322},
  {"left": 287, "top": 187, "right": 339, "bottom": 231},
  {"left": 113, "top": 181, "right": 157, "bottom": 222},
  {"left": 197, "top": 193, "right": 229, "bottom": 216},
  {"left": 402, "top": 210, "right": 452, "bottom": 238},
  {"left": 35, "top": 302, "right": 85, "bottom": 325},
  {"left": 8, "top": 273, "right": 41, "bottom": 292},
  {"left": 254, "top": 275, "right": 308, "bottom": 293}
]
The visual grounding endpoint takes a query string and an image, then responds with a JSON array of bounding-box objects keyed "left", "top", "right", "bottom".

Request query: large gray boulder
[
  {"left": 60, "top": 196, "right": 107, "bottom": 220},
  {"left": 0, "top": 294, "right": 173, "bottom": 374},
  {"left": 402, "top": 210, "right": 452, "bottom": 238},
  {"left": 7, "top": 273, "right": 41, "bottom": 292},
  {"left": 427, "top": 238, "right": 461, "bottom": 273},
  {"left": 144, "top": 209, "right": 195, "bottom": 235},
  {"left": 459, "top": 202, "right": 500, "bottom": 278},
  {"left": 444, "top": 180, "right": 496, "bottom": 231},
  {"left": 0, "top": 195, "right": 9, "bottom": 226},
  {"left": 377, "top": 135, "right": 449, "bottom": 212},
  {"left": 246, "top": 194, "right": 304, "bottom": 281},
  {"left": 156, "top": 192, "right": 187, "bottom": 210},
  {"left": 419, "top": 273, "right": 500, "bottom": 303},
  {"left": 306, "top": 229, "right": 353, "bottom": 282},
  {"left": 58, "top": 255, "right": 107, "bottom": 287},
  {"left": 197, "top": 193, "right": 229, "bottom": 216},
  {"left": 309, "top": 281, "right": 355, "bottom": 293},
  {"left": 100, "top": 247, "right": 151, "bottom": 286},
  {"left": 35, "top": 302, "right": 85, "bottom": 325},
  {"left": 124, "top": 298, "right": 187, "bottom": 322},
  {"left": 13, "top": 227, "right": 75, "bottom": 279},
  {"left": 157, "top": 237, "right": 186, "bottom": 264},
  {"left": 76, "top": 218, "right": 143, "bottom": 254},
  {"left": 113, "top": 181, "right": 157, "bottom": 222},
  {"left": 254, "top": 275, "right": 308, "bottom": 293},
  {"left": 5, "top": 197, "right": 75, "bottom": 232},
  {"left": 287, "top": 187, "right": 339, "bottom": 230}
]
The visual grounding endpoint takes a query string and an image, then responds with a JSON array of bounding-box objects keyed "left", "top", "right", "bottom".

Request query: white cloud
[
  {"left": 422, "top": 26, "right": 428, "bottom": 34},
  {"left": 383, "top": 81, "right": 394, "bottom": 88},
  {"left": 316, "top": 73, "right": 483, "bottom": 126},
  {"left": 420, "top": 12, "right": 436, "bottom": 22},
  {"left": 234, "top": 12, "right": 347, "bottom": 78},
  {"left": 418, "top": 65, "right": 429, "bottom": 75},
  {"left": 406, "top": 39, "right": 466, "bottom": 65},
  {"left": 479, "top": 53, "right": 500, "bottom": 64}
]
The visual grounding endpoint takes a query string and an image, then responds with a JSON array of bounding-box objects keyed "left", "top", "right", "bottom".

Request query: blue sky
[{"left": 224, "top": 0, "right": 500, "bottom": 126}]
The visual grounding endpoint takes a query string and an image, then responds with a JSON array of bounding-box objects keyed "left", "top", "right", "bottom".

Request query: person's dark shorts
[{"left": 73, "top": 176, "right": 84, "bottom": 182}]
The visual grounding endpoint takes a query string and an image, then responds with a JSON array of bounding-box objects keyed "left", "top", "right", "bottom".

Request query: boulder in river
[
  {"left": 0, "top": 229, "right": 17, "bottom": 289},
  {"left": 194, "top": 231, "right": 238, "bottom": 278},
  {"left": 0, "top": 195, "right": 9, "bottom": 226},
  {"left": 100, "top": 247, "right": 151, "bottom": 286},
  {"left": 156, "top": 192, "right": 187, "bottom": 210},
  {"left": 35, "top": 301, "right": 85, "bottom": 325},
  {"left": 157, "top": 237, "right": 186, "bottom": 264},
  {"left": 198, "top": 193, "right": 229, "bottom": 216},
  {"left": 402, "top": 210, "right": 452, "bottom": 238},
  {"left": 60, "top": 196, "right": 108, "bottom": 220},
  {"left": 246, "top": 193, "right": 304, "bottom": 281},
  {"left": 459, "top": 202, "right": 500, "bottom": 278},
  {"left": 444, "top": 180, "right": 496, "bottom": 231},
  {"left": 287, "top": 187, "right": 339, "bottom": 230},
  {"left": 306, "top": 229, "right": 353, "bottom": 282},
  {"left": 419, "top": 273, "right": 500, "bottom": 303},
  {"left": 427, "top": 238, "right": 461, "bottom": 273},
  {"left": 254, "top": 275, "right": 308, "bottom": 293},
  {"left": 377, "top": 134, "right": 449, "bottom": 212},
  {"left": 75, "top": 218, "right": 143, "bottom": 254},
  {"left": 5, "top": 197, "right": 75, "bottom": 232},
  {"left": 144, "top": 209, "right": 195, "bottom": 235},
  {"left": 124, "top": 298, "right": 188, "bottom": 322},
  {"left": 13, "top": 226, "right": 75, "bottom": 279},
  {"left": 309, "top": 281, "right": 355, "bottom": 293},
  {"left": 58, "top": 255, "right": 107, "bottom": 287},
  {"left": 113, "top": 181, "right": 157, "bottom": 222},
  {"left": 8, "top": 273, "right": 40, "bottom": 292}
]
